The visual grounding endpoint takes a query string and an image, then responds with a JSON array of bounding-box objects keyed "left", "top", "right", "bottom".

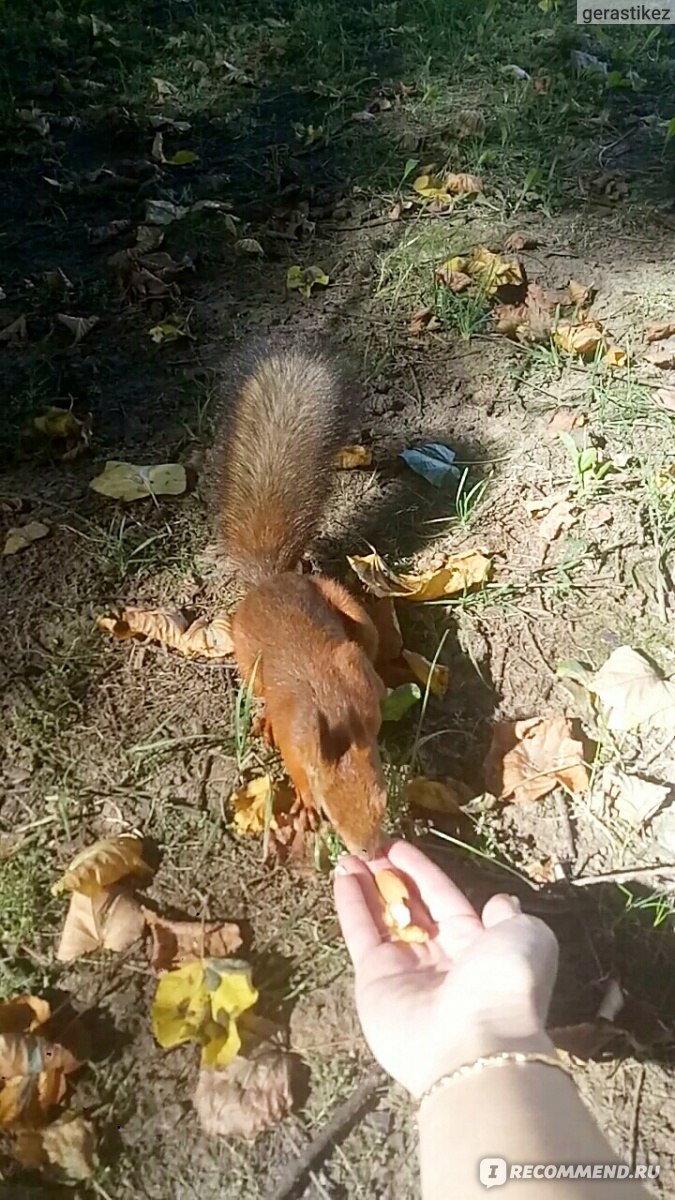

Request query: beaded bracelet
[{"left": 418, "top": 1051, "right": 572, "bottom": 1109}]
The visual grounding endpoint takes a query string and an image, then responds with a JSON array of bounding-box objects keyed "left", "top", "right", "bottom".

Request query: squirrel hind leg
[{"left": 312, "top": 576, "right": 379, "bottom": 662}]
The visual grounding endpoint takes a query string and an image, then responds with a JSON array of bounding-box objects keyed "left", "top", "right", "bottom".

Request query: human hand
[{"left": 334, "top": 840, "right": 559, "bottom": 1097}]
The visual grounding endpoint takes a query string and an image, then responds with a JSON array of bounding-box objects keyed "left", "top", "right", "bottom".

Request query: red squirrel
[{"left": 214, "top": 341, "right": 387, "bottom": 855}]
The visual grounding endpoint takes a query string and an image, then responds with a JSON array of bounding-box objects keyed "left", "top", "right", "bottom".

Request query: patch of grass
[{"left": 434, "top": 283, "right": 490, "bottom": 339}]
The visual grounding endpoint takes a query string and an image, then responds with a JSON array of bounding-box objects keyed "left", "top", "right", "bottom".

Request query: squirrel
[{"left": 214, "top": 340, "right": 387, "bottom": 856}]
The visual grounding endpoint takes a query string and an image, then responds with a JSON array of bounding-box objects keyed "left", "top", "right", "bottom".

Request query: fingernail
[
  {"left": 509, "top": 894, "right": 522, "bottom": 912},
  {"left": 334, "top": 858, "right": 349, "bottom": 876}
]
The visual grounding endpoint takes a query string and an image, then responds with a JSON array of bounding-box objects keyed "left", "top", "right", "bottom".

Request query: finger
[
  {"left": 334, "top": 871, "right": 386, "bottom": 968},
  {"left": 482, "top": 893, "right": 522, "bottom": 928},
  {"left": 386, "top": 841, "right": 480, "bottom": 928}
]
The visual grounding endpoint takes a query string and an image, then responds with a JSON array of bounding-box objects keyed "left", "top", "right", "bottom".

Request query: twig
[
  {"left": 570, "top": 864, "right": 675, "bottom": 888},
  {"left": 267, "top": 1070, "right": 386, "bottom": 1200},
  {"left": 628, "top": 1063, "right": 645, "bottom": 1175}
]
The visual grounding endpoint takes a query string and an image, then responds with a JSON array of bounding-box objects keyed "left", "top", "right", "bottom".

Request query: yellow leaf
[
  {"left": 413, "top": 173, "right": 451, "bottom": 201},
  {"left": 166, "top": 150, "right": 199, "bottom": 165},
  {"left": 554, "top": 319, "right": 605, "bottom": 356},
  {"left": 404, "top": 776, "right": 472, "bottom": 813},
  {"left": 603, "top": 344, "right": 627, "bottom": 368},
  {"left": 335, "top": 445, "right": 373, "bottom": 469},
  {"left": 149, "top": 320, "right": 189, "bottom": 343},
  {"left": 90, "top": 461, "right": 187, "bottom": 501},
  {"left": 97, "top": 606, "right": 233, "bottom": 658},
  {"left": 400, "top": 649, "right": 449, "bottom": 696},
  {"left": 52, "top": 835, "right": 153, "bottom": 898},
  {"left": 348, "top": 549, "right": 491, "bottom": 601},
  {"left": 466, "top": 246, "right": 522, "bottom": 295},
  {"left": 230, "top": 776, "right": 294, "bottom": 835},
  {"left": 3, "top": 521, "right": 49, "bottom": 556},
  {"left": 286, "top": 265, "right": 329, "bottom": 298},
  {"left": 152, "top": 959, "right": 258, "bottom": 1068},
  {"left": 33, "top": 407, "right": 82, "bottom": 440}
]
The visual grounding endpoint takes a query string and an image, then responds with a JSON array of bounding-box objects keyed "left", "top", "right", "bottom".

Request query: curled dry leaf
[
  {"left": 3, "top": 521, "right": 49, "bottom": 556},
  {"left": 14, "top": 1114, "right": 99, "bottom": 1179},
  {"left": 597, "top": 765, "right": 670, "bottom": 829},
  {"left": 90, "top": 461, "right": 187, "bottom": 501},
  {"left": 236, "top": 238, "right": 264, "bottom": 256},
  {"left": 97, "top": 606, "right": 234, "bottom": 659},
  {"left": 0, "top": 996, "right": 51, "bottom": 1036},
  {"left": 0, "top": 1000, "right": 81, "bottom": 1130},
  {"left": 230, "top": 776, "right": 294, "bottom": 836},
  {"left": 348, "top": 548, "right": 490, "bottom": 601},
  {"left": 567, "top": 279, "right": 593, "bottom": 307},
  {"left": 644, "top": 320, "right": 675, "bottom": 343},
  {"left": 588, "top": 646, "right": 675, "bottom": 733},
  {"left": 152, "top": 959, "right": 258, "bottom": 1068},
  {"left": 400, "top": 649, "right": 449, "bottom": 696},
  {"left": 554, "top": 318, "right": 606, "bottom": 357},
  {"left": 444, "top": 172, "right": 483, "bottom": 194},
  {"left": 485, "top": 716, "right": 589, "bottom": 804},
  {"left": 194, "top": 1044, "right": 295, "bottom": 1140},
  {"left": 335, "top": 445, "right": 373, "bottom": 469},
  {"left": 52, "top": 835, "right": 153, "bottom": 898},
  {"left": 546, "top": 409, "right": 587, "bottom": 434},
  {"left": 503, "top": 232, "right": 539, "bottom": 252},
  {"left": 526, "top": 496, "right": 576, "bottom": 542},
  {"left": 655, "top": 387, "right": 675, "bottom": 412},
  {"left": 286, "top": 265, "right": 329, "bottom": 298},
  {"left": 143, "top": 910, "right": 242, "bottom": 972},
  {"left": 454, "top": 108, "right": 486, "bottom": 137},
  {"left": 55, "top": 313, "right": 99, "bottom": 344},
  {"left": 374, "top": 869, "right": 429, "bottom": 943},
  {"left": 409, "top": 305, "right": 442, "bottom": 333},
  {"left": 436, "top": 246, "right": 522, "bottom": 298},
  {"left": 413, "top": 172, "right": 482, "bottom": 201},
  {"left": 404, "top": 776, "right": 473, "bottom": 813},
  {"left": 56, "top": 889, "right": 146, "bottom": 962},
  {"left": 31, "top": 407, "right": 92, "bottom": 461}
]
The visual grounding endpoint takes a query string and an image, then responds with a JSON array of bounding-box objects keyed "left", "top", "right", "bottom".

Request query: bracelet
[{"left": 418, "top": 1051, "right": 572, "bottom": 1109}]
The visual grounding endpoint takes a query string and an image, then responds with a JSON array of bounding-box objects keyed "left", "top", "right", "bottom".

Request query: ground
[{"left": 2, "top": 1, "right": 675, "bottom": 1197}]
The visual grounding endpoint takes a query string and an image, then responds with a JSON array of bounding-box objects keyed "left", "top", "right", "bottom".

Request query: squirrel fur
[{"left": 214, "top": 340, "right": 386, "bottom": 855}]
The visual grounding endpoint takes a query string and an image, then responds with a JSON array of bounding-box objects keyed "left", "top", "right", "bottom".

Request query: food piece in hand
[{"left": 375, "top": 868, "right": 429, "bottom": 944}]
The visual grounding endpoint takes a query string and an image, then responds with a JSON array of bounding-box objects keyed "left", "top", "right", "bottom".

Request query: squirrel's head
[{"left": 308, "top": 708, "right": 387, "bottom": 856}]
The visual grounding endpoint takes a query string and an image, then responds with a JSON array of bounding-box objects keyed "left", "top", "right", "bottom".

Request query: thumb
[{"left": 482, "top": 893, "right": 522, "bottom": 929}]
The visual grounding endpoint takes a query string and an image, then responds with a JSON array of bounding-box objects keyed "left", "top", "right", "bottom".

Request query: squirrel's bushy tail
[{"left": 214, "top": 340, "right": 354, "bottom": 586}]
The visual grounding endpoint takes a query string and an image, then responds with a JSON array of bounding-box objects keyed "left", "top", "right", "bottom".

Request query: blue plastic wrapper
[{"left": 399, "top": 443, "right": 460, "bottom": 488}]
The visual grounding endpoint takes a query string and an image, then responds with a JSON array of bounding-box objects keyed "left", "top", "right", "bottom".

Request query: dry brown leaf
[
  {"left": 598, "top": 765, "right": 670, "bottom": 829},
  {"left": 348, "top": 549, "right": 490, "bottom": 601},
  {"left": 409, "top": 305, "right": 442, "bottom": 334},
  {"left": 533, "top": 76, "right": 550, "bottom": 94},
  {"left": 454, "top": 108, "right": 486, "bottom": 137},
  {"left": 503, "top": 232, "right": 539, "bottom": 252},
  {"left": 52, "top": 835, "right": 153, "bottom": 898},
  {"left": 444, "top": 172, "right": 483, "bottom": 194},
  {"left": 0, "top": 315, "right": 28, "bottom": 344},
  {"left": 56, "top": 889, "right": 146, "bottom": 962},
  {"left": 0, "top": 996, "right": 51, "bottom": 1036},
  {"left": 3, "top": 521, "right": 49, "bottom": 556},
  {"left": 400, "top": 649, "right": 449, "bottom": 696},
  {"left": 193, "top": 1045, "right": 295, "bottom": 1140},
  {"left": 644, "top": 341, "right": 675, "bottom": 369},
  {"left": 546, "top": 409, "right": 587, "bottom": 434},
  {"left": 554, "top": 318, "right": 606, "bottom": 357},
  {"left": 404, "top": 776, "right": 473, "bottom": 813},
  {"left": 0, "top": 1067, "right": 67, "bottom": 1130},
  {"left": 585, "top": 502, "right": 613, "bottom": 529},
  {"left": 97, "top": 606, "right": 234, "bottom": 659},
  {"left": 485, "top": 716, "right": 589, "bottom": 804},
  {"left": 15, "top": 1114, "right": 99, "bottom": 1179},
  {"left": 143, "top": 910, "right": 242, "bottom": 971},
  {"left": 530, "top": 498, "right": 576, "bottom": 542},
  {"left": 433, "top": 265, "right": 473, "bottom": 293},
  {"left": 492, "top": 282, "right": 553, "bottom": 343},
  {"left": 335, "top": 445, "right": 373, "bottom": 469},
  {"left": 655, "top": 387, "right": 675, "bottom": 412},
  {"left": 645, "top": 320, "right": 675, "bottom": 343},
  {"left": 550, "top": 1022, "right": 620, "bottom": 1061},
  {"left": 567, "top": 279, "right": 593, "bottom": 307},
  {"left": 55, "top": 313, "right": 99, "bottom": 344}
]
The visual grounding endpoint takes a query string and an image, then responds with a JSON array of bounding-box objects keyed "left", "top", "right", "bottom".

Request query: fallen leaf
[
  {"left": 454, "top": 109, "right": 486, "bottom": 137},
  {"left": 352, "top": 109, "right": 376, "bottom": 122},
  {"left": 236, "top": 238, "right": 264, "bottom": 256},
  {"left": 0, "top": 997, "right": 51, "bottom": 1036},
  {"left": 286, "top": 265, "right": 329, "bottom": 298},
  {"left": 404, "top": 776, "right": 472, "bottom": 813},
  {"left": 409, "top": 305, "right": 443, "bottom": 333},
  {"left": 533, "top": 76, "right": 550, "bottom": 94},
  {"left": 645, "top": 341, "right": 675, "bottom": 369},
  {"left": 97, "top": 607, "right": 233, "bottom": 659},
  {"left": 55, "top": 313, "right": 99, "bottom": 344},
  {"left": 603, "top": 344, "right": 627, "bottom": 368},
  {"left": 567, "top": 279, "right": 593, "bottom": 307},
  {"left": 504, "top": 232, "right": 540, "bottom": 252},
  {"left": 444, "top": 172, "right": 483, "bottom": 194},
  {"left": 89, "top": 219, "right": 134, "bottom": 245},
  {"left": 3, "top": 521, "right": 49, "bottom": 556},
  {"left": 149, "top": 319, "right": 190, "bottom": 343},
  {"left": 555, "top": 318, "right": 606, "bottom": 357},
  {"left": 588, "top": 646, "right": 675, "bottom": 733},
  {"left": 485, "top": 716, "right": 589, "bottom": 804},
  {"left": 400, "top": 443, "right": 460, "bottom": 487},
  {"left": 152, "top": 959, "right": 258, "bottom": 1068},
  {"left": 143, "top": 910, "right": 242, "bottom": 972},
  {"left": 585, "top": 502, "right": 613, "bottom": 529},
  {"left": 145, "top": 199, "right": 190, "bottom": 225},
  {"left": 374, "top": 869, "right": 429, "bottom": 943},
  {"left": 348, "top": 548, "right": 491, "bottom": 601},
  {"left": 530, "top": 497, "right": 576, "bottom": 542},
  {"left": 492, "top": 281, "right": 554, "bottom": 342},
  {"left": 655, "top": 387, "right": 675, "bottom": 412},
  {"left": 136, "top": 224, "right": 165, "bottom": 252},
  {"left": 550, "top": 1021, "right": 620, "bottom": 1060},
  {"left": 194, "top": 1044, "right": 295, "bottom": 1140},
  {"left": 598, "top": 765, "right": 670, "bottom": 829},
  {"left": 0, "top": 315, "right": 28, "bottom": 344},
  {"left": 52, "top": 835, "right": 153, "bottom": 898},
  {"left": 645, "top": 320, "right": 675, "bottom": 343},
  {"left": 400, "top": 649, "right": 449, "bottom": 696},
  {"left": 166, "top": 149, "right": 200, "bottom": 166},
  {"left": 546, "top": 409, "right": 587, "bottom": 434},
  {"left": 90, "top": 461, "right": 187, "bottom": 501},
  {"left": 434, "top": 267, "right": 473, "bottom": 294},
  {"left": 380, "top": 682, "right": 421, "bottom": 721},
  {"left": 437, "top": 246, "right": 523, "bottom": 298},
  {"left": 152, "top": 77, "right": 178, "bottom": 99},
  {"left": 31, "top": 407, "right": 91, "bottom": 459},
  {"left": 335, "top": 445, "right": 373, "bottom": 469},
  {"left": 230, "top": 776, "right": 294, "bottom": 836},
  {"left": 14, "top": 1114, "right": 99, "bottom": 1178},
  {"left": 413, "top": 173, "right": 453, "bottom": 202},
  {"left": 56, "top": 889, "right": 146, "bottom": 962}
]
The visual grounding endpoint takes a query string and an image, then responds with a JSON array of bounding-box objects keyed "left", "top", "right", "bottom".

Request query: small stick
[
  {"left": 267, "top": 1070, "right": 387, "bottom": 1200},
  {"left": 570, "top": 864, "right": 675, "bottom": 888},
  {"left": 628, "top": 1063, "right": 645, "bottom": 1175}
]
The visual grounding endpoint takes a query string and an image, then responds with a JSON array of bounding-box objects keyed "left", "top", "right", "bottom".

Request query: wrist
[{"left": 411, "top": 1028, "right": 555, "bottom": 1099}]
